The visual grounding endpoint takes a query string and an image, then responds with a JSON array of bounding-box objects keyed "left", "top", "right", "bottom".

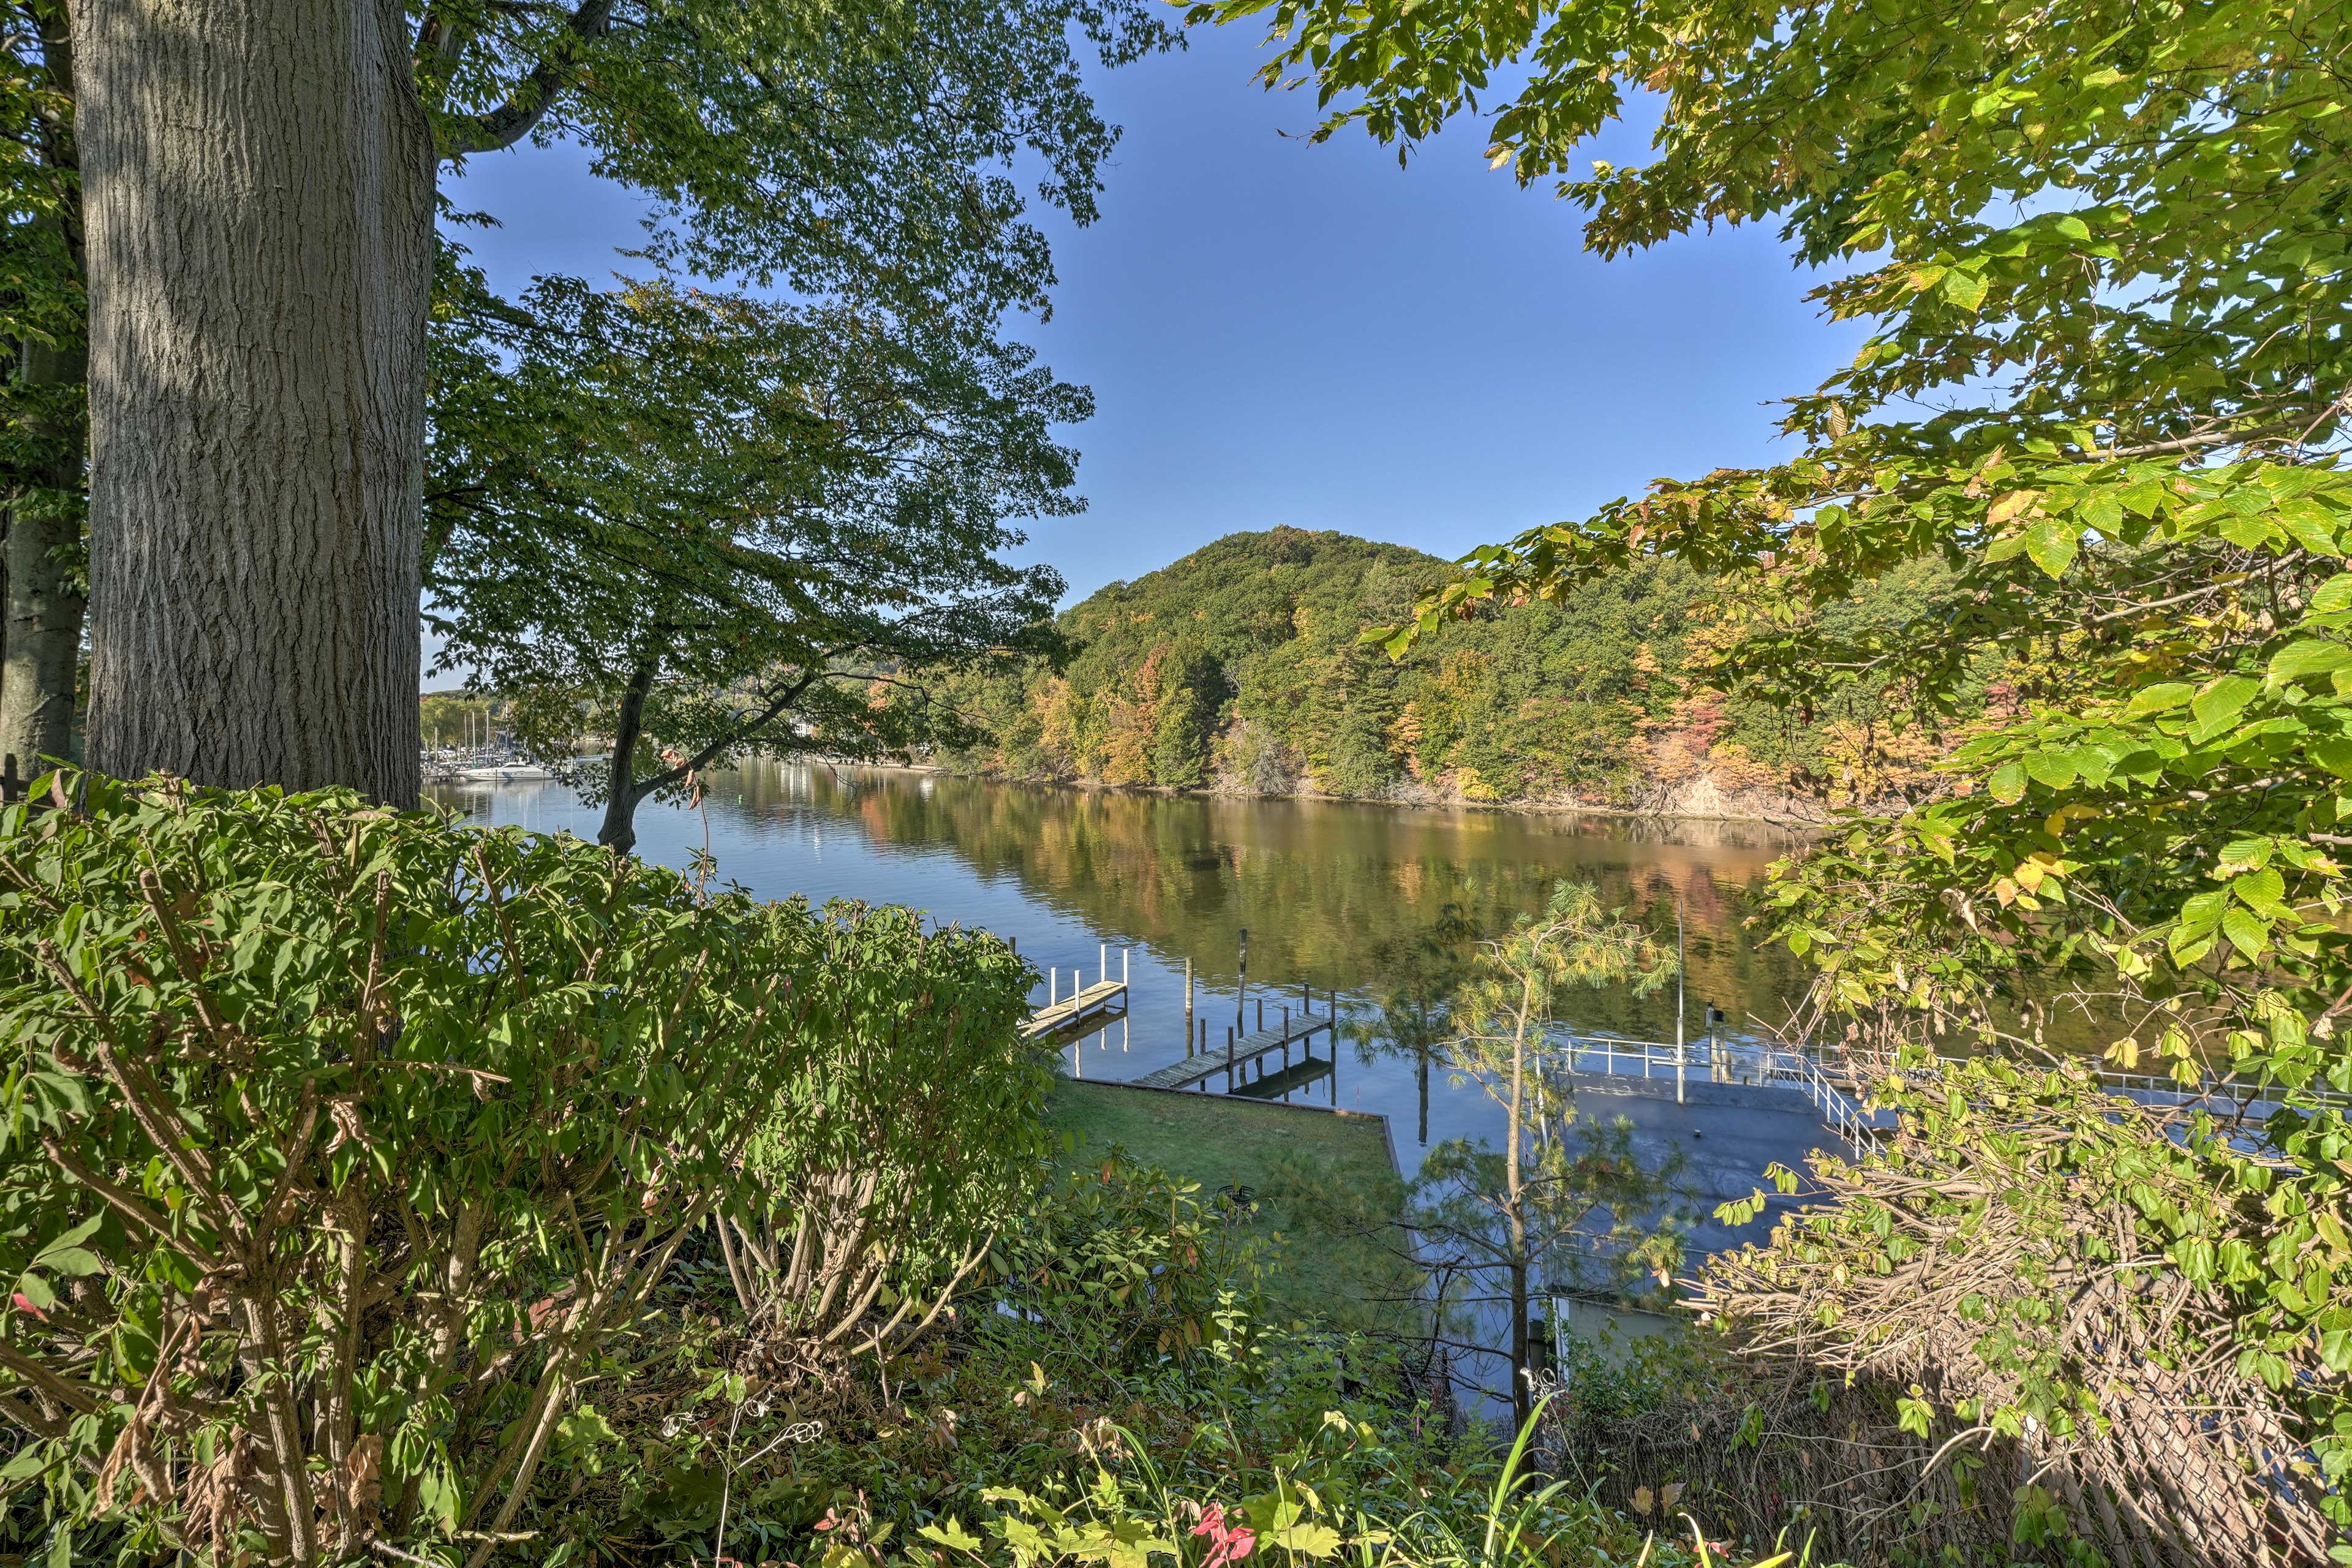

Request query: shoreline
[{"left": 847, "top": 758, "right": 1831, "bottom": 833}]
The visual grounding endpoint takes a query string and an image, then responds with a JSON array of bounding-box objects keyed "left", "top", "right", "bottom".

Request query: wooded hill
[{"left": 935, "top": 527, "right": 1980, "bottom": 816}]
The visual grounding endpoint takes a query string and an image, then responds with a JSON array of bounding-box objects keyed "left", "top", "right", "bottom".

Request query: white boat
[{"left": 458, "top": 763, "right": 556, "bottom": 782}]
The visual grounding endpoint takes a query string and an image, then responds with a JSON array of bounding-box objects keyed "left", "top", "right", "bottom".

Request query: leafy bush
[
  {"left": 0, "top": 774, "right": 1026, "bottom": 1567},
  {"left": 718, "top": 900, "right": 1047, "bottom": 1382},
  {"left": 991, "top": 1155, "right": 1275, "bottom": 1376},
  {"left": 509, "top": 1153, "right": 1799, "bottom": 1568}
]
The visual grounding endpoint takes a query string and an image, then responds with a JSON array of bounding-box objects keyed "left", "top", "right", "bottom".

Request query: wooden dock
[
  {"left": 1022, "top": 978, "right": 1129, "bottom": 1039},
  {"left": 1129, "top": 1004, "right": 1336, "bottom": 1092},
  {"left": 1022, "top": 946, "right": 1132, "bottom": 1040}
]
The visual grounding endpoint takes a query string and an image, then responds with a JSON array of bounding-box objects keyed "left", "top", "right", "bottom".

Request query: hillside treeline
[{"left": 937, "top": 528, "right": 1980, "bottom": 816}]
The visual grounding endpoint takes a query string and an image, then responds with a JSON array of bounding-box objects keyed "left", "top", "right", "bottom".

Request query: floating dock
[{"left": 1129, "top": 995, "right": 1336, "bottom": 1092}]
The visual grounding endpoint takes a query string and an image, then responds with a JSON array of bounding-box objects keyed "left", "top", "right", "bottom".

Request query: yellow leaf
[
  {"left": 1988, "top": 489, "right": 2042, "bottom": 527},
  {"left": 2105, "top": 1036, "right": 2139, "bottom": 1069}
]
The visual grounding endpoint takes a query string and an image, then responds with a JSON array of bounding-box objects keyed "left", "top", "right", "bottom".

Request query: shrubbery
[
  {"left": 0, "top": 774, "right": 1814, "bottom": 1568},
  {"left": 0, "top": 775, "right": 1037, "bottom": 1566}
]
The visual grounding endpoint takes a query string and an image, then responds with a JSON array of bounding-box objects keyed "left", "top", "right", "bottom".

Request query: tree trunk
[
  {"left": 598, "top": 659, "right": 657, "bottom": 856},
  {"left": 0, "top": 337, "right": 87, "bottom": 798},
  {"left": 75, "top": 0, "right": 433, "bottom": 807},
  {"left": 1506, "top": 1003, "right": 1531, "bottom": 1431},
  {"left": 1, "top": 6, "right": 88, "bottom": 801}
]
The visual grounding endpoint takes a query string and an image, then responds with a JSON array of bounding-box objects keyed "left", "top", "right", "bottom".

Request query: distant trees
[
  {"left": 936, "top": 527, "right": 1964, "bottom": 809},
  {"left": 428, "top": 275, "right": 1073, "bottom": 854}
]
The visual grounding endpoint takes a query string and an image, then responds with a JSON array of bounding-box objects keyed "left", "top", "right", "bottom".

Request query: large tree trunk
[
  {"left": 0, "top": 336, "right": 88, "bottom": 796},
  {"left": 75, "top": 0, "right": 432, "bottom": 807}
]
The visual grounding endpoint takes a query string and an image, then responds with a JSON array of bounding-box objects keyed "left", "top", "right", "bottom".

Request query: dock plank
[{"left": 1129, "top": 1014, "right": 1334, "bottom": 1090}]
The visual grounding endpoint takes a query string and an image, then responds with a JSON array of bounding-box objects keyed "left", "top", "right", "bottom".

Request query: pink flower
[{"left": 1190, "top": 1504, "right": 1255, "bottom": 1568}]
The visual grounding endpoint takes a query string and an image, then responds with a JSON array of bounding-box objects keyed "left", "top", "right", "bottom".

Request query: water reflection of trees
[{"left": 727, "top": 761, "right": 1812, "bottom": 1043}]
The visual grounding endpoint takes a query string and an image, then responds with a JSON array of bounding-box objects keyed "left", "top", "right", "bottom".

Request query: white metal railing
[
  {"left": 1537, "top": 1031, "right": 2352, "bottom": 1156},
  {"left": 1755, "top": 1046, "right": 1883, "bottom": 1158}
]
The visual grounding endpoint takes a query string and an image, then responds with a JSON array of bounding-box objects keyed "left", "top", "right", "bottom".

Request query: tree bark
[
  {"left": 598, "top": 658, "right": 657, "bottom": 856},
  {"left": 0, "top": 351, "right": 87, "bottom": 797},
  {"left": 75, "top": 0, "right": 433, "bottom": 807}
]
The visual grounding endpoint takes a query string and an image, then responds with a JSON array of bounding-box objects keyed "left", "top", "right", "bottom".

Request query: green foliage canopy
[
  {"left": 428, "top": 272, "right": 1077, "bottom": 851},
  {"left": 1201, "top": 0, "right": 2352, "bottom": 1539}
]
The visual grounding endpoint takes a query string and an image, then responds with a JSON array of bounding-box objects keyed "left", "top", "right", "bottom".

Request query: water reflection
[{"left": 427, "top": 760, "right": 1819, "bottom": 1163}]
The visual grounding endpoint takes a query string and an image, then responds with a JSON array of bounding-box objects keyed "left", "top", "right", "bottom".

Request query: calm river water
[{"left": 428, "top": 761, "right": 1814, "bottom": 1170}]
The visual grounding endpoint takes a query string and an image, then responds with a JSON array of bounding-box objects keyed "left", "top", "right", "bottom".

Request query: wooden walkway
[
  {"left": 1129, "top": 1009, "right": 1335, "bottom": 1091},
  {"left": 1022, "top": 978, "right": 1129, "bottom": 1040}
]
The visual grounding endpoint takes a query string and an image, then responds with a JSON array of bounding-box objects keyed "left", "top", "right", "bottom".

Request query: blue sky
[{"left": 447, "top": 18, "right": 1867, "bottom": 608}]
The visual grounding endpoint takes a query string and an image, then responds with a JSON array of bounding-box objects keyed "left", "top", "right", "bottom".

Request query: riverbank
[{"left": 868, "top": 758, "right": 1834, "bottom": 831}]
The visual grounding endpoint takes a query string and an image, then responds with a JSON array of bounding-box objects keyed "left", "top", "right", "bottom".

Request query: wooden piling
[{"left": 1184, "top": 959, "right": 1194, "bottom": 1055}]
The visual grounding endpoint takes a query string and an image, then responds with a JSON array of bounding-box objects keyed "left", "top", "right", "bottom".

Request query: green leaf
[
  {"left": 2221, "top": 905, "right": 2271, "bottom": 959},
  {"left": 2190, "top": 676, "right": 2261, "bottom": 735},
  {"left": 2022, "top": 748, "right": 2076, "bottom": 790},
  {"left": 1267, "top": 1524, "right": 1344, "bottom": 1558},
  {"left": 2022, "top": 515, "right": 2079, "bottom": 577},
  {"left": 922, "top": 1519, "right": 986, "bottom": 1553},
  {"left": 2310, "top": 736, "right": 2352, "bottom": 778},
  {"left": 1942, "top": 268, "right": 1988, "bottom": 312},
  {"left": 2267, "top": 639, "right": 2352, "bottom": 687},
  {"left": 2124, "top": 683, "right": 2195, "bottom": 718},
  {"left": 1986, "top": 763, "right": 2027, "bottom": 804},
  {"left": 2231, "top": 867, "right": 2288, "bottom": 916},
  {"left": 2310, "top": 574, "right": 2352, "bottom": 617}
]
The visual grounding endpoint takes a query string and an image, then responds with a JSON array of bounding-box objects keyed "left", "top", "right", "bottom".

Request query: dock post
[
  {"left": 1235, "top": 927, "right": 1249, "bottom": 1042},
  {"left": 1050, "top": 968, "right": 1058, "bottom": 1005},
  {"left": 1303, "top": 981, "right": 1310, "bottom": 1012},
  {"left": 1100, "top": 943, "right": 1107, "bottom": 986},
  {"left": 1226, "top": 1025, "right": 1235, "bottom": 1091},
  {"left": 1256, "top": 998, "right": 1264, "bottom": 1031},
  {"left": 1123, "top": 948, "right": 1129, "bottom": 986},
  {"left": 1283, "top": 1006, "right": 1291, "bottom": 1068},
  {"left": 1185, "top": 959, "right": 1194, "bottom": 1053}
]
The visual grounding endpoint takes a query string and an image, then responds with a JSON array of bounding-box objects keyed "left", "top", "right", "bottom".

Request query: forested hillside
[{"left": 937, "top": 527, "right": 1978, "bottom": 816}]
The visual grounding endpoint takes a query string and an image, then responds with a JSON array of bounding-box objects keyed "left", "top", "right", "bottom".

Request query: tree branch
[{"left": 436, "top": 1, "right": 617, "bottom": 161}]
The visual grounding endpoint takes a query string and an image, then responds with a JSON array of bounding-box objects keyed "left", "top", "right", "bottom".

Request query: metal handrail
[{"left": 1536, "top": 1030, "right": 2352, "bottom": 1156}]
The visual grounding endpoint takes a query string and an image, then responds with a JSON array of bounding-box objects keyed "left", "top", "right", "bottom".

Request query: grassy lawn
[{"left": 1044, "top": 1080, "right": 1422, "bottom": 1336}]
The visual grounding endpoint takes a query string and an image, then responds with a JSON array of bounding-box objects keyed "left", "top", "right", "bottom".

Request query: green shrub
[
  {"left": 717, "top": 900, "right": 1049, "bottom": 1376},
  {"left": 0, "top": 774, "right": 1016, "bottom": 1567}
]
